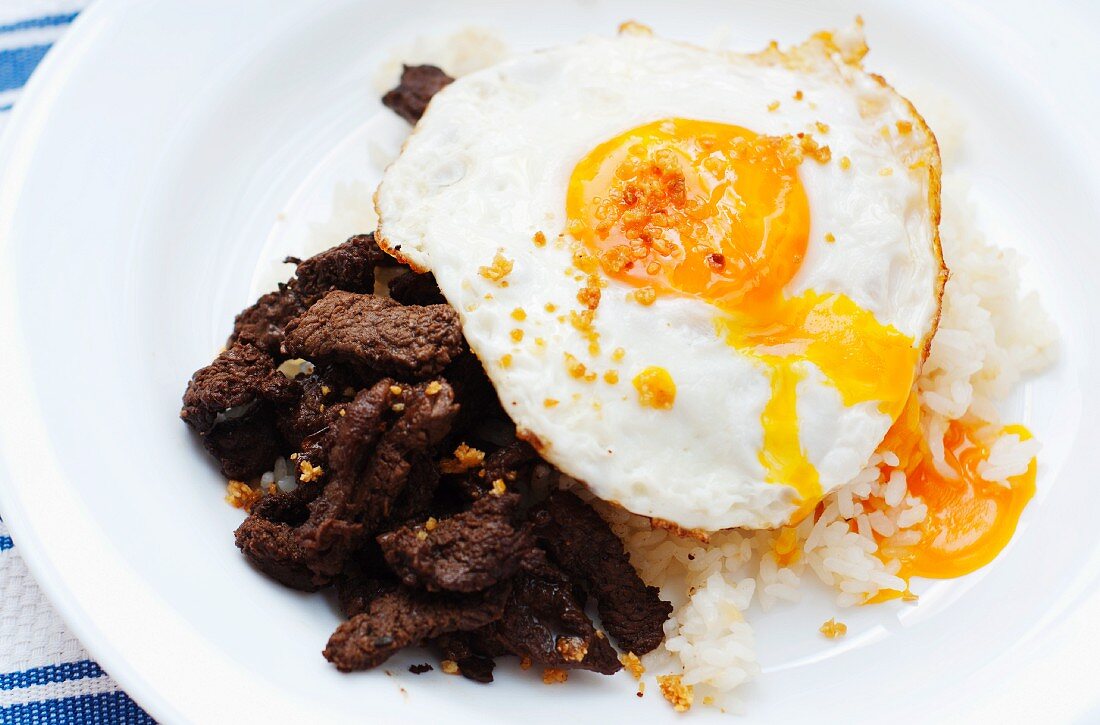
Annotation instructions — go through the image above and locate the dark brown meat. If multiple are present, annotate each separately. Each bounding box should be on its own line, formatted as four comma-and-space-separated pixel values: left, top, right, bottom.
275, 367, 358, 450
323, 583, 508, 672
335, 552, 395, 618
283, 292, 463, 380
198, 415, 284, 481
233, 481, 325, 591
442, 351, 509, 440
384, 454, 441, 526
435, 632, 497, 683
382, 64, 454, 124
455, 441, 539, 502
336, 574, 393, 619
180, 343, 296, 478
387, 270, 446, 306
377, 493, 534, 593
291, 234, 380, 302
228, 285, 307, 358
479, 554, 621, 675
321, 379, 458, 533
532, 490, 671, 655
480, 441, 539, 490
181, 343, 294, 435
235, 379, 459, 590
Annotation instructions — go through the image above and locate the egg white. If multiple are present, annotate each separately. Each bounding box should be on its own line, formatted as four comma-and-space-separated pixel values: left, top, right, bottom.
376, 30, 943, 530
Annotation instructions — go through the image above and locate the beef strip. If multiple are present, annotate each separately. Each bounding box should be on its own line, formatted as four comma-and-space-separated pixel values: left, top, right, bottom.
235, 378, 458, 590
323, 583, 509, 672
291, 234, 380, 302
320, 378, 458, 533
228, 233, 394, 359
381, 64, 454, 124
275, 366, 358, 450
383, 454, 441, 526
377, 493, 534, 593
181, 343, 294, 435
434, 632, 497, 683
478, 553, 622, 675
228, 285, 307, 358
454, 441, 538, 502
180, 343, 296, 478
233, 481, 325, 591
480, 441, 538, 489
283, 292, 463, 380
335, 547, 396, 618
441, 351, 509, 441
198, 415, 285, 481
532, 490, 672, 655
387, 270, 446, 306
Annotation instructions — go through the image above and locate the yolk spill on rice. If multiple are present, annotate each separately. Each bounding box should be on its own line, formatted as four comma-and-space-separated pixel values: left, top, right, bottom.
567, 118, 918, 507
875, 393, 1036, 582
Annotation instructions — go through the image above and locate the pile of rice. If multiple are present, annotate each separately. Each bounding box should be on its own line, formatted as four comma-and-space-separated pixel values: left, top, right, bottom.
581, 173, 1057, 710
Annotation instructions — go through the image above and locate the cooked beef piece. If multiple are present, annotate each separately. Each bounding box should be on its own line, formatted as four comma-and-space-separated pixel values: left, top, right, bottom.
408, 663, 433, 675
234, 481, 326, 591
435, 632, 497, 683
235, 379, 459, 590
337, 574, 394, 619
323, 583, 509, 672
382, 64, 454, 124
450, 440, 539, 503
180, 343, 296, 478
228, 233, 396, 357
479, 554, 621, 675
322, 379, 458, 533
228, 285, 307, 358
442, 351, 509, 440
532, 491, 671, 655
181, 343, 294, 435
291, 234, 379, 302
283, 292, 463, 380
480, 441, 538, 489
199, 415, 284, 480
446, 440, 534, 504
387, 271, 446, 307
249, 479, 324, 525
384, 454, 441, 526
336, 551, 396, 618
377, 493, 534, 593
275, 366, 359, 450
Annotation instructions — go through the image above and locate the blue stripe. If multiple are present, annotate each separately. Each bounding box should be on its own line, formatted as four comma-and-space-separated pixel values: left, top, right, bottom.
0, 13, 78, 35
0, 691, 154, 725
0, 45, 52, 94
0, 537, 12, 551
0, 660, 103, 691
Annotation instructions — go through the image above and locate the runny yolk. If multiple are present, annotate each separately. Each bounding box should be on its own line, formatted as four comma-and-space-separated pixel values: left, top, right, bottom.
875, 393, 1036, 582
566, 118, 917, 506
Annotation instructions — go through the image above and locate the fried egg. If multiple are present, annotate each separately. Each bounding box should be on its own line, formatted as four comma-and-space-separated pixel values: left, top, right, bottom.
376, 25, 945, 530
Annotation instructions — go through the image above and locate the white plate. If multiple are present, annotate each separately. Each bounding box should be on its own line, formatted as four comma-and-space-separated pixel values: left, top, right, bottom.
1, 0, 1099, 722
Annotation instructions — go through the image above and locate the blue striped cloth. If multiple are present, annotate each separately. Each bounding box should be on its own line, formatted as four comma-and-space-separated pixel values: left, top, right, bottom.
0, 3, 154, 722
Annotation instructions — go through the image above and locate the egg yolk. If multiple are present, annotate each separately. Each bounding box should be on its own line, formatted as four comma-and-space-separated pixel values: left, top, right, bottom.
875, 393, 1036, 582
566, 119, 917, 506
633, 366, 677, 409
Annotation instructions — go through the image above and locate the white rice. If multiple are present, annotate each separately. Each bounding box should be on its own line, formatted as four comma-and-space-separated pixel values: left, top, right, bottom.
586, 169, 1057, 709
371, 27, 509, 95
